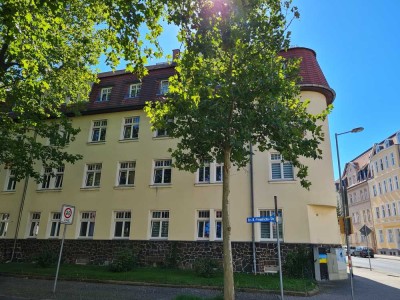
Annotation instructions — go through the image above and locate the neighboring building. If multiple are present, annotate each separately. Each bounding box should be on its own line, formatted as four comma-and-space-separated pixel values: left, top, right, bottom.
341, 132, 400, 256
0, 48, 340, 271
342, 150, 376, 250
368, 133, 400, 255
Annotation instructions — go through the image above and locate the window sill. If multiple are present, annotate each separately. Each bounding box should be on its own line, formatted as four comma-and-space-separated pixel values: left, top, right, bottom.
112, 237, 130, 240
149, 184, 172, 188
268, 179, 296, 184
36, 188, 62, 193
118, 138, 139, 143
114, 185, 135, 190
1, 190, 16, 194
259, 239, 284, 242
77, 237, 94, 240
152, 136, 171, 140
87, 141, 106, 145
80, 187, 100, 191
194, 183, 223, 187
149, 237, 168, 240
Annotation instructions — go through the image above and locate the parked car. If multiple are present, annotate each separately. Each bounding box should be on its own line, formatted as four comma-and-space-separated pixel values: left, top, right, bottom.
354, 246, 374, 258
342, 245, 356, 256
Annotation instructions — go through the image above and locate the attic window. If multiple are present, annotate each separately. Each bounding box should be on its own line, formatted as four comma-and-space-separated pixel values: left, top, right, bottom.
384, 139, 392, 148
99, 87, 112, 102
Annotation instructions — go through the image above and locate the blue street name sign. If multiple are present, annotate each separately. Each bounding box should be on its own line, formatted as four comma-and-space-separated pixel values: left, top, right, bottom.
247, 216, 276, 223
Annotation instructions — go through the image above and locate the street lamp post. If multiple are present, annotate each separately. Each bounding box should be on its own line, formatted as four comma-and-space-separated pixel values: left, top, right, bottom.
335, 127, 364, 300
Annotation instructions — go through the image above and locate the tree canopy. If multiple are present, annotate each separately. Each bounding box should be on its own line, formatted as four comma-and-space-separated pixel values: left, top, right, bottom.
146, 1, 330, 299
0, 0, 169, 181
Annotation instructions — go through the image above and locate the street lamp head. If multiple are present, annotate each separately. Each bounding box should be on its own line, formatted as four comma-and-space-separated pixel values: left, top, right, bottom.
351, 127, 364, 133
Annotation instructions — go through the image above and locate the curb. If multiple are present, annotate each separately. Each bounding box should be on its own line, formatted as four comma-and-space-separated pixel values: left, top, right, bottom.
0, 273, 319, 297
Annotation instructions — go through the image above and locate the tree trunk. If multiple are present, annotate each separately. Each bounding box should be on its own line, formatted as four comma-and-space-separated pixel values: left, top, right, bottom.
222, 147, 235, 300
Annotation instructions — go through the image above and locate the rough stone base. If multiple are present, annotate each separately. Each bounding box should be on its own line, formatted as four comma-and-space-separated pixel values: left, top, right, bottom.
0, 239, 338, 274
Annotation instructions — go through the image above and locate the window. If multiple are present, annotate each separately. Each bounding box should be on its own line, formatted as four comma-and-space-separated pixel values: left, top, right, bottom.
388, 229, 394, 243
0, 213, 9, 237
349, 194, 353, 204
150, 211, 169, 239
197, 210, 210, 239
28, 212, 41, 238
367, 209, 371, 222
374, 161, 378, 174
129, 83, 141, 98
215, 210, 223, 239
381, 205, 386, 218
84, 163, 102, 188
378, 183, 382, 195
49, 212, 61, 238
379, 230, 384, 243
389, 178, 393, 191
99, 87, 112, 102
395, 176, 399, 189
159, 80, 169, 95
360, 190, 363, 200
380, 159, 384, 171
40, 166, 64, 189
363, 210, 366, 222
197, 161, 223, 184
364, 188, 368, 199
375, 207, 380, 219
122, 117, 140, 140
90, 120, 107, 142
385, 156, 389, 168
117, 162, 135, 186
4, 169, 16, 191
373, 185, 377, 196
270, 153, 294, 180
393, 202, 397, 216
387, 204, 391, 217
153, 159, 172, 184
383, 180, 387, 193
260, 209, 283, 240
79, 212, 96, 238
391, 153, 395, 166
113, 211, 131, 238
49, 125, 70, 146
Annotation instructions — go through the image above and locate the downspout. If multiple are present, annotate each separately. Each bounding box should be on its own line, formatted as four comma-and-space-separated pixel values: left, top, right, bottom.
10, 131, 37, 262
250, 143, 257, 274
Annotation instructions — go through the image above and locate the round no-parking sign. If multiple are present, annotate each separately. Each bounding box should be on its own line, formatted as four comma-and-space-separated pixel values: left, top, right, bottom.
60, 205, 75, 225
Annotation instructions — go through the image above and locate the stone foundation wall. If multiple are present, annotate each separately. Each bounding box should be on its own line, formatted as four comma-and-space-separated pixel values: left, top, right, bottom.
0, 239, 338, 273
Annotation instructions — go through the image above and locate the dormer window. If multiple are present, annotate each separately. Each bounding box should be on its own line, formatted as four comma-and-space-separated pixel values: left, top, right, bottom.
159, 80, 169, 95
99, 87, 112, 102
384, 139, 392, 148
396, 132, 400, 144
129, 83, 141, 98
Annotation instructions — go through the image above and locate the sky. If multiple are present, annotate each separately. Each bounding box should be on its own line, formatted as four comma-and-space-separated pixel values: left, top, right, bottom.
99, 0, 400, 180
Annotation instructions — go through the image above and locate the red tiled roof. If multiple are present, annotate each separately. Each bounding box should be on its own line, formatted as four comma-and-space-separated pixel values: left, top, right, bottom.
280, 47, 335, 105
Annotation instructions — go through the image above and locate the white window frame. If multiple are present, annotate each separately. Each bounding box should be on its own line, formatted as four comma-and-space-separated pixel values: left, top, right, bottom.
39, 166, 64, 190
387, 204, 391, 217
372, 185, 377, 196
121, 116, 140, 140
215, 210, 223, 240
0, 213, 10, 238
375, 207, 380, 219
393, 202, 397, 216
4, 169, 16, 191
152, 159, 172, 185
259, 209, 283, 241
49, 212, 61, 238
83, 163, 102, 188
159, 80, 169, 95
99, 87, 112, 102
129, 83, 141, 98
389, 178, 393, 192
150, 211, 169, 239
113, 211, 131, 239
388, 229, 394, 243
90, 120, 107, 142
28, 212, 41, 238
395, 176, 399, 189
378, 182, 382, 194
79, 211, 96, 238
374, 161, 379, 174
270, 153, 294, 181
379, 229, 384, 243
197, 161, 223, 184
383, 180, 387, 193
381, 205, 386, 218
197, 210, 211, 240
117, 161, 136, 186
391, 152, 395, 166
385, 156, 389, 168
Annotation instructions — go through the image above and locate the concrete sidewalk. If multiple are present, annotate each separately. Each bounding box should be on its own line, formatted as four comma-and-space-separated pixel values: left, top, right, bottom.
375, 254, 400, 261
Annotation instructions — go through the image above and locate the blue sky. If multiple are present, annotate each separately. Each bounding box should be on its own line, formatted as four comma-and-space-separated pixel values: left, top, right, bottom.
99, 0, 399, 180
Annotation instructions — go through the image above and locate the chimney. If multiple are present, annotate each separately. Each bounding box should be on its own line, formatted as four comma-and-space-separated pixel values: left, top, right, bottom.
172, 49, 180, 61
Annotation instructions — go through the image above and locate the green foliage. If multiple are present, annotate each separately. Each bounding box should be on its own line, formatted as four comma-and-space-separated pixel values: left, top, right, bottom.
283, 246, 314, 279
109, 249, 135, 273
36, 249, 58, 268
193, 258, 222, 278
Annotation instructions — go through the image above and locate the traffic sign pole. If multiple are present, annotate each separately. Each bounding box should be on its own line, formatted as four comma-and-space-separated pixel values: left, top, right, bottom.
53, 224, 66, 293
275, 196, 284, 300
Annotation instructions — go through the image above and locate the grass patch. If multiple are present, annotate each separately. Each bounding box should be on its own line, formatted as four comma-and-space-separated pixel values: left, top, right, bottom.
0, 263, 316, 292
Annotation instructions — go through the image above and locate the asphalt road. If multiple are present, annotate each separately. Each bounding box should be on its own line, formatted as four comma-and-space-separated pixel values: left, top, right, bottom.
352, 256, 400, 276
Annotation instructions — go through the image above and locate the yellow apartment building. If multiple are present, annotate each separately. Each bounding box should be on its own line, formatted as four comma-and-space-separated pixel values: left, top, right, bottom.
0, 47, 341, 272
